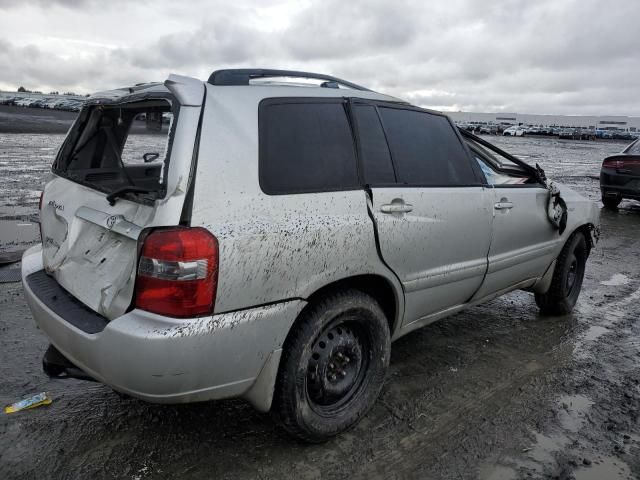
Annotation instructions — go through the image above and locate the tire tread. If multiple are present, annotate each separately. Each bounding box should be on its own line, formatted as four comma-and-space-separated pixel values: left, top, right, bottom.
273, 289, 389, 443
535, 232, 586, 315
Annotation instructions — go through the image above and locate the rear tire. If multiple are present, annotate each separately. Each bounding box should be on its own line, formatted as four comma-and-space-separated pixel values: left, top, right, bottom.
602, 194, 621, 210
535, 232, 588, 315
273, 289, 390, 443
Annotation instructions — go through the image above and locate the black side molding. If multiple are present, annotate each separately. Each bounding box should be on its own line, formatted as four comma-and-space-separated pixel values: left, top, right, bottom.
26, 270, 109, 334
207, 69, 371, 91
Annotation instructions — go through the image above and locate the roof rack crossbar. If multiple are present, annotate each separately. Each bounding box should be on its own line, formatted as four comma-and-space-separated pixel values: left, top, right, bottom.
207, 69, 371, 91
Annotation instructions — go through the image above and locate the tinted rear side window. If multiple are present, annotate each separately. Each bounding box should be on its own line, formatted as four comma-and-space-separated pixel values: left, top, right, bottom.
259, 101, 358, 194
379, 108, 477, 186
353, 105, 396, 184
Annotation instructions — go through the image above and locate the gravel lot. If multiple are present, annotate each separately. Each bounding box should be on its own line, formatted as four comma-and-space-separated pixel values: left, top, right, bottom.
0, 130, 638, 479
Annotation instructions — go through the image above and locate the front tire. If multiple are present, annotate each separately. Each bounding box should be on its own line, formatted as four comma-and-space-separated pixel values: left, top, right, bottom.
535, 232, 588, 315
273, 289, 391, 443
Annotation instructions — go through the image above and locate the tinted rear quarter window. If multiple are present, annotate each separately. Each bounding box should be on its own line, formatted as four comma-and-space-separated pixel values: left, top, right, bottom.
259, 101, 358, 194
379, 108, 477, 186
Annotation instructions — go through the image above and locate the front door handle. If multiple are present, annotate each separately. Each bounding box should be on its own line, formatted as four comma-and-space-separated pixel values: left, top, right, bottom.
380, 202, 413, 214
494, 201, 514, 210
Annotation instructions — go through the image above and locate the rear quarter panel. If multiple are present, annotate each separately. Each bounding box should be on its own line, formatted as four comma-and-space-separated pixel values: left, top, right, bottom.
190, 86, 402, 316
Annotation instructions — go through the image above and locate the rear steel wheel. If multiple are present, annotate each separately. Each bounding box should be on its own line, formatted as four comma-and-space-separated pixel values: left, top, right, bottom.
274, 289, 390, 442
306, 320, 368, 414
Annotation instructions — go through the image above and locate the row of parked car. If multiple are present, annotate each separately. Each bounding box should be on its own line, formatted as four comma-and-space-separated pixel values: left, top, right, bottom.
457, 122, 638, 140
0, 93, 85, 112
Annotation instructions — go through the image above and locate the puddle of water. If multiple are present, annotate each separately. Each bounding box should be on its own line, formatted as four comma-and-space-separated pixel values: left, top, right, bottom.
601, 274, 631, 286
516, 395, 594, 472
573, 455, 632, 480
0, 219, 40, 252
574, 325, 612, 359
583, 325, 611, 342
614, 286, 640, 308
477, 464, 517, 480
558, 394, 594, 433
575, 285, 640, 357
527, 431, 569, 465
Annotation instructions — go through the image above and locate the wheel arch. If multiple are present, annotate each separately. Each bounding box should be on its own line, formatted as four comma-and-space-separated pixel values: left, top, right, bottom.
531, 223, 596, 295
245, 273, 403, 413
574, 222, 599, 253
300, 274, 403, 339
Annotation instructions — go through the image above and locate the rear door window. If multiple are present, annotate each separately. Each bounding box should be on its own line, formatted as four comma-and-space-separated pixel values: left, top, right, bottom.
378, 107, 478, 186
259, 100, 359, 194
352, 104, 396, 185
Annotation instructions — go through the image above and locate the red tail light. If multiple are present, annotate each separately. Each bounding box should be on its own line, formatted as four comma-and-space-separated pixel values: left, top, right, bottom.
603, 158, 625, 169
135, 227, 219, 318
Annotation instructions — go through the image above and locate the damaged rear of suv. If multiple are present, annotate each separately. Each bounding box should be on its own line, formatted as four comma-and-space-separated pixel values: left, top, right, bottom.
22, 75, 226, 395
42, 92, 179, 320
23, 69, 599, 442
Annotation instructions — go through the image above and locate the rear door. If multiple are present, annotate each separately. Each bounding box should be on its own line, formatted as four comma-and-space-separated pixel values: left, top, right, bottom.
39, 81, 203, 320
353, 102, 494, 325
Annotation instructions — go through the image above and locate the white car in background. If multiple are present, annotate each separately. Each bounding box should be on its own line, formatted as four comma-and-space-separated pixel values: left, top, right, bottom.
503, 125, 527, 137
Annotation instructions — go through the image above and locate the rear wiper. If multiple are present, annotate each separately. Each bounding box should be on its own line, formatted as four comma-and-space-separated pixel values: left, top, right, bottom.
106, 186, 154, 206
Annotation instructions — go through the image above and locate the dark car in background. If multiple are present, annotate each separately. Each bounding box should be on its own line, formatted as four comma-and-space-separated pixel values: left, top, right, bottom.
600, 139, 640, 209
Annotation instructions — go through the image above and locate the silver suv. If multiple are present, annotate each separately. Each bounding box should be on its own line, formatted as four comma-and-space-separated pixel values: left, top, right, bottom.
22, 69, 599, 442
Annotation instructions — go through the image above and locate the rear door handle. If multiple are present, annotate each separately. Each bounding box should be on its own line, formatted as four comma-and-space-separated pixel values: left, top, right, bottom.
380, 203, 413, 214
494, 202, 513, 210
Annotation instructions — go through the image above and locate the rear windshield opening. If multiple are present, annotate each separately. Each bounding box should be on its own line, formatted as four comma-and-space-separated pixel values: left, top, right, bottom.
53, 99, 174, 203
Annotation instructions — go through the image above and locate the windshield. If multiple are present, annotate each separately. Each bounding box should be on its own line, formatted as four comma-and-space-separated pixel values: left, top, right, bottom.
52, 99, 174, 203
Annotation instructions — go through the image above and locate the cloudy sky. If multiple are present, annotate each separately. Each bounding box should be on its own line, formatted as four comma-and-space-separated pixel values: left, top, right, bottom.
1, 0, 639, 115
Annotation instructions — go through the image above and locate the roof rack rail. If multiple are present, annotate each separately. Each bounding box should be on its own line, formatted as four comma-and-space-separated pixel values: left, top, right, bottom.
207, 69, 371, 91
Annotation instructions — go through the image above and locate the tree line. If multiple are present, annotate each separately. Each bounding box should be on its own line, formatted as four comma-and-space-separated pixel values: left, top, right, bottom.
17, 86, 85, 96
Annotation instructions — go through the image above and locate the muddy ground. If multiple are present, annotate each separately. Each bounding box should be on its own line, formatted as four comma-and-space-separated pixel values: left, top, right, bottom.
0, 132, 639, 479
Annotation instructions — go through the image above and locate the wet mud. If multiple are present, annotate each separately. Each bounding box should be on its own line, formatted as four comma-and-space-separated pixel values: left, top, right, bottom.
0, 133, 639, 479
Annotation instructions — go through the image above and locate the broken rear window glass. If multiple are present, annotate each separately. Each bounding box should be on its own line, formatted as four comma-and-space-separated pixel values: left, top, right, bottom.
53, 100, 174, 202
474, 156, 528, 185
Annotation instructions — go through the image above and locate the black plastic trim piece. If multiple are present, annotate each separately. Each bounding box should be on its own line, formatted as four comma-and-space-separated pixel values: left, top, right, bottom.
348, 98, 399, 185
26, 270, 109, 334
208, 69, 371, 91
180, 87, 207, 226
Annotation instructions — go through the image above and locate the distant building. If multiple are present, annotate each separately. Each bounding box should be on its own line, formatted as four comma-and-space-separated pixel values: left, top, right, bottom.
446, 111, 640, 132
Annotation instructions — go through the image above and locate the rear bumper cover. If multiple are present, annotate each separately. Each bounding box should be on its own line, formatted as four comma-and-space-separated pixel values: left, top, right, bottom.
21, 245, 304, 409
600, 170, 640, 199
